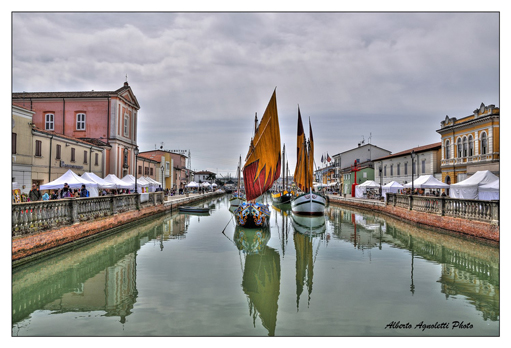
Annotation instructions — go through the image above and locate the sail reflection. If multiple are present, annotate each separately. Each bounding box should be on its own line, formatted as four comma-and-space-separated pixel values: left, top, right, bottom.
233, 226, 281, 336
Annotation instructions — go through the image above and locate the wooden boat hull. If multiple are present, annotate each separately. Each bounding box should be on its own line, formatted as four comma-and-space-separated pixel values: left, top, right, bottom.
178, 206, 210, 214
229, 196, 246, 207
271, 192, 292, 204
291, 192, 326, 215
234, 202, 270, 228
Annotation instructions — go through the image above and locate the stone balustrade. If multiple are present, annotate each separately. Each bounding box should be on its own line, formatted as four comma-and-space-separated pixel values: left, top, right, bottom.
12, 192, 164, 237
387, 193, 499, 224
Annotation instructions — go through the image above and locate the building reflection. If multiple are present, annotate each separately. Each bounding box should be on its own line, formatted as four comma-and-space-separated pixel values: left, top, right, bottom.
12, 211, 188, 326
327, 206, 500, 321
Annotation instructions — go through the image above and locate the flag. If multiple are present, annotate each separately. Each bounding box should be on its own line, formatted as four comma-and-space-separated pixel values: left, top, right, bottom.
327, 153, 331, 162
321, 154, 324, 163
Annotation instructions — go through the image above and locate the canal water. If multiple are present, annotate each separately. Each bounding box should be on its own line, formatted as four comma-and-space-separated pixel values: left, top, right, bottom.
12, 194, 499, 337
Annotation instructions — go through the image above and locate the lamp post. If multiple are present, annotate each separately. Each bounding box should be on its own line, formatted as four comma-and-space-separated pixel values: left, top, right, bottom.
379, 161, 383, 198
411, 150, 416, 194
134, 147, 139, 193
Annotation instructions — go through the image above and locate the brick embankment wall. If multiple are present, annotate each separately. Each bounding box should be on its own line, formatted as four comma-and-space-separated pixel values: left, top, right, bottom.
327, 196, 499, 242
12, 192, 222, 263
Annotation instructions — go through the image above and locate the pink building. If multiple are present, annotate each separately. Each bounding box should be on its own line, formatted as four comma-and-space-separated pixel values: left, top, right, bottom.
12, 82, 140, 178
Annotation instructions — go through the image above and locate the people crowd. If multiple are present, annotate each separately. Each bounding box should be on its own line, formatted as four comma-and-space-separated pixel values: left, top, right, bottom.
19, 182, 216, 202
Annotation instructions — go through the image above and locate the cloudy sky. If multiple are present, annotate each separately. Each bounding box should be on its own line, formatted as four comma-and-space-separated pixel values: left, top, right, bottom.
10, 10, 500, 177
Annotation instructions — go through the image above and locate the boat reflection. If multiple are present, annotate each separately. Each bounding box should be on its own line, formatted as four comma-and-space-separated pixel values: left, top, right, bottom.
291, 213, 326, 235
232, 226, 281, 336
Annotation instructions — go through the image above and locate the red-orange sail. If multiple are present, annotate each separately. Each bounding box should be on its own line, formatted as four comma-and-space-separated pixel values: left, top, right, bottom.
243, 90, 281, 201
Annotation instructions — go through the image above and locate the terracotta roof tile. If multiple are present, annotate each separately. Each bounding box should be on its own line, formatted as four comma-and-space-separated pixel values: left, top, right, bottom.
373, 142, 442, 161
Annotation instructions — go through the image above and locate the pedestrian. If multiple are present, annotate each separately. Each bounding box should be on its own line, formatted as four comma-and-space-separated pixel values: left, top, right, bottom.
42, 191, 50, 201
51, 190, 59, 200
29, 184, 42, 201
60, 183, 71, 198
80, 184, 89, 197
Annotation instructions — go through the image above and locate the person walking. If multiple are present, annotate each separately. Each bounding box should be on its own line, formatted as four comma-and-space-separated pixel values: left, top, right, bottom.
80, 184, 89, 197
29, 184, 42, 201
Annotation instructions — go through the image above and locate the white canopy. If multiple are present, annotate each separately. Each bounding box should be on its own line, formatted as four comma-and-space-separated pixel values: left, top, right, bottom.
359, 180, 380, 188
478, 179, 499, 201
40, 169, 99, 197
81, 172, 116, 189
450, 170, 499, 200
200, 182, 211, 187
186, 181, 199, 188
104, 174, 133, 190
143, 176, 161, 185
382, 181, 404, 199
404, 175, 449, 189
355, 180, 380, 198
122, 174, 149, 192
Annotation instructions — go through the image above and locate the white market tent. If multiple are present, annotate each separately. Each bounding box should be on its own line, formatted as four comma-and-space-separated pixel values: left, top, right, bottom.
81, 172, 116, 189
478, 179, 499, 201
355, 180, 380, 198
382, 181, 404, 199
142, 176, 161, 192
104, 174, 133, 190
40, 169, 99, 197
186, 181, 199, 188
403, 175, 449, 189
449, 170, 499, 200
200, 182, 211, 187
122, 174, 149, 192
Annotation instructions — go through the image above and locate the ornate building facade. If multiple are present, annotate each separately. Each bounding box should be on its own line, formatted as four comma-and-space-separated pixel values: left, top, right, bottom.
436, 103, 499, 185
12, 82, 140, 179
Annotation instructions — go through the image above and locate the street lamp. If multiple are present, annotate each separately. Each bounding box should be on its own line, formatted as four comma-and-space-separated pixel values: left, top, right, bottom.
379, 161, 383, 198
411, 150, 416, 194
134, 146, 139, 193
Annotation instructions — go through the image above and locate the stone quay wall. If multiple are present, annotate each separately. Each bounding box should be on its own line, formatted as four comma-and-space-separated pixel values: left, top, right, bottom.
12, 191, 222, 264
327, 194, 499, 242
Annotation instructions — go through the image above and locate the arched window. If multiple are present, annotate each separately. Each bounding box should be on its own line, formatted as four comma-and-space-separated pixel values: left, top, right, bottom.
481, 133, 487, 155
468, 135, 474, 157
445, 140, 450, 159
457, 138, 462, 158
462, 137, 468, 157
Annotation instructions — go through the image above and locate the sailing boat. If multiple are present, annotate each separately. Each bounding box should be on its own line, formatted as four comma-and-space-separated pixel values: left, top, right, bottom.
234, 90, 281, 228
271, 145, 292, 204
291, 107, 326, 215
229, 156, 246, 207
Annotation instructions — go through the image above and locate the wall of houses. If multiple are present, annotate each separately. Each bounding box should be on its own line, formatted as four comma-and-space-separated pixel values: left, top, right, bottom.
12, 106, 35, 193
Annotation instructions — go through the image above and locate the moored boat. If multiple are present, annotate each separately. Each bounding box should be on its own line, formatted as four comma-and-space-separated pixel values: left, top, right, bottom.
178, 206, 210, 214
234, 89, 281, 228
291, 107, 326, 215
272, 144, 292, 204
229, 156, 246, 207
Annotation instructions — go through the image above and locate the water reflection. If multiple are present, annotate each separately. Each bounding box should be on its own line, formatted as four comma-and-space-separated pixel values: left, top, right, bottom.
232, 226, 280, 336
12, 196, 499, 336
12, 212, 187, 328
326, 206, 500, 321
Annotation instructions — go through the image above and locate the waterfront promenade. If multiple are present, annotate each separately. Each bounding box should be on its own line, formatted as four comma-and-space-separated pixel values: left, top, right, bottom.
12, 191, 222, 266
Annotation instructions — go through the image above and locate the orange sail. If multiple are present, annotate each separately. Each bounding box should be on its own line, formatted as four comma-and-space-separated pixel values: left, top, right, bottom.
243, 90, 281, 201
293, 108, 314, 192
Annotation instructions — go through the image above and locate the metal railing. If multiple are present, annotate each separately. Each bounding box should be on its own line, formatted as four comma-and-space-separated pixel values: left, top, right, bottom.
12, 192, 164, 237
386, 193, 499, 224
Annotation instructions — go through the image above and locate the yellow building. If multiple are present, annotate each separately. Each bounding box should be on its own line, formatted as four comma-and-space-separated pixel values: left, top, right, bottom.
12, 105, 35, 193
436, 102, 499, 185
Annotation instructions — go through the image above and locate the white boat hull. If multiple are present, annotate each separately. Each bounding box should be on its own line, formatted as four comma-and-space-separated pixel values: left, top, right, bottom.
291, 192, 326, 215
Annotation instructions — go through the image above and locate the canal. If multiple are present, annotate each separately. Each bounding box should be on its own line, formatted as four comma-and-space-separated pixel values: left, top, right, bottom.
12, 194, 499, 336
